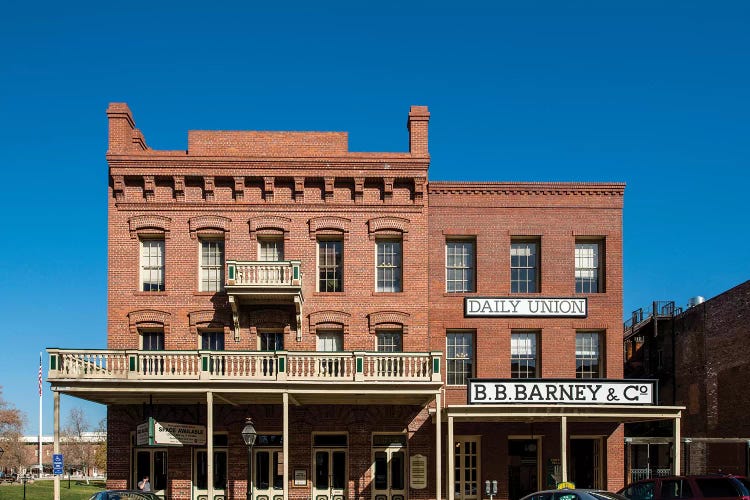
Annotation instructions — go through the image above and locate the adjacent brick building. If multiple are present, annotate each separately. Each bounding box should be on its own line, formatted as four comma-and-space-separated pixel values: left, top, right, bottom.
47, 104, 681, 500
624, 280, 750, 480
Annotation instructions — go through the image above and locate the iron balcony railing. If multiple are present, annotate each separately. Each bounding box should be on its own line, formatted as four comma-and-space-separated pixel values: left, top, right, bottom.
624, 301, 682, 334
47, 349, 442, 383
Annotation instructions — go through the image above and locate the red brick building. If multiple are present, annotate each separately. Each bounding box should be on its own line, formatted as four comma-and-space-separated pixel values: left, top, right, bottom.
47, 104, 681, 500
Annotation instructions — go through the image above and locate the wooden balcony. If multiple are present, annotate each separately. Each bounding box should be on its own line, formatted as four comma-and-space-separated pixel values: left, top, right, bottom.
47, 349, 443, 383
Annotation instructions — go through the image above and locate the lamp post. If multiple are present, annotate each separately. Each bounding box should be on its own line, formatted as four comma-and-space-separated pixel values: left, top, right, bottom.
241, 418, 257, 500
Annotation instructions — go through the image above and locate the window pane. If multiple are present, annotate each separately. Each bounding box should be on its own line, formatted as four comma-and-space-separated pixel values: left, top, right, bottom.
376, 331, 403, 353
141, 239, 165, 291
446, 241, 475, 293
318, 240, 343, 292
511, 332, 538, 378
376, 240, 402, 292
200, 240, 224, 292
256, 451, 270, 489
447, 332, 473, 385
576, 332, 601, 378
259, 239, 284, 261
374, 452, 387, 490
576, 242, 601, 293
511, 241, 538, 293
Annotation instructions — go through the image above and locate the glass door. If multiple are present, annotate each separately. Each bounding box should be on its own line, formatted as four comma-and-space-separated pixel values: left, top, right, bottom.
135, 449, 168, 498
372, 435, 406, 500
313, 449, 347, 500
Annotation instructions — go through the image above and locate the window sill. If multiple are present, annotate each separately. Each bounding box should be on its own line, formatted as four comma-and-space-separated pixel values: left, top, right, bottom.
372, 291, 404, 295
134, 291, 168, 296
193, 291, 227, 297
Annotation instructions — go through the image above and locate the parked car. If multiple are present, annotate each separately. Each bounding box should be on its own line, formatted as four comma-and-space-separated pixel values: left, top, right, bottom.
522, 488, 630, 500
89, 491, 161, 500
618, 475, 750, 500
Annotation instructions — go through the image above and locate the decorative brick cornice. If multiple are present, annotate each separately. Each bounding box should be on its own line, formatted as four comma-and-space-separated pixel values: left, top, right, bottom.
368, 310, 410, 334
188, 309, 232, 336
248, 216, 292, 240
234, 176, 245, 201
247, 308, 295, 334
204, 176, 215, 201
428, 182, 626, 197
188, 215, 231, 239
383, 177, 394, 201
308, 216, 351, 240
294, 177, 305, 202
128, 309, 171, 335
367, 216, 410, 240
264, 176, 275, 202
354, 177, 364, 204
128, 215, 172, 239
143, 175, 155, 202
173, 175, 185, 202
309, 310, 351, 335
324, 177, 335, 202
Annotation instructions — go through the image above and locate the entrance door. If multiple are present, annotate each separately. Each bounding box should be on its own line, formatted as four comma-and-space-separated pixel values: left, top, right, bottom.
508, 439, 539, 500
570, 438, 602, 489
313, 449, 347, 500
372, 435, 407, 500
135, 449, 168, 498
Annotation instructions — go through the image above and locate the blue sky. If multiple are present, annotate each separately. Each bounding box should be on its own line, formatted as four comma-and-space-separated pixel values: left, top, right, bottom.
1, 1, 748, 434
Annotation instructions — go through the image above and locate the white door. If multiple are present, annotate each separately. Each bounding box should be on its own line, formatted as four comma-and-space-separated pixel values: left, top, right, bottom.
313, 449, 347, 500
372, 444, 406, 500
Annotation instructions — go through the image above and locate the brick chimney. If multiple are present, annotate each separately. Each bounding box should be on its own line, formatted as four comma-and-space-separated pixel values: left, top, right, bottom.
107, 103, 147, 153
407, 105, 430, 156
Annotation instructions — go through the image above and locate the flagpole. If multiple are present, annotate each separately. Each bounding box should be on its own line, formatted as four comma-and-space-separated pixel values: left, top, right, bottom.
39, 351, 43, 476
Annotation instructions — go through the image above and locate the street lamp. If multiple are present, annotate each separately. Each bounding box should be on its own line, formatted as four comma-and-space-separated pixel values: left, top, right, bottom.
241, 418, 257, 500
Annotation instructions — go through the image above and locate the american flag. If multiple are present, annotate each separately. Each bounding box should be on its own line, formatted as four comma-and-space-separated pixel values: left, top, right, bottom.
38, 354, 43, 397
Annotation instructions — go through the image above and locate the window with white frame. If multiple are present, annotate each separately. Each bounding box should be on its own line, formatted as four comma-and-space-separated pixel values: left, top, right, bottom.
199, 239, 224, 292
260, 331, 284, 351
140, 239, 165, 292
454, 436, 480, 500
446, 240, 475, 293
317, 330, 343, 352
140, 329, 164, 375
447, 331, 474, 385
318, 239, 343, 292
376, 330, 403, 353
254, 435, 283, 491
376, 239, 402, 292
141, 330, 164, 351
511, 331, 539, 378
259, 238, 284, 261
201, 330, 225, 351
576, 332, 602, 378
575, 241, 603, 293
510, 240, 539, 293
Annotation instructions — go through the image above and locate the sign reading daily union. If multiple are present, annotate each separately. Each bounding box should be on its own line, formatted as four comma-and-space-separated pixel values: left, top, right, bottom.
468, 380, 655, 405
464, 297, 587, 317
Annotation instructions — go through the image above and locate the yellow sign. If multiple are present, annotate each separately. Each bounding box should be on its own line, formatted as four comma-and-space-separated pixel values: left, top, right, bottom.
557, 482, 575, 489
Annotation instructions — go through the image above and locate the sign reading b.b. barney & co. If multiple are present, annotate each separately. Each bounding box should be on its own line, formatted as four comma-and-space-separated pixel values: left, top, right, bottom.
468, 379, 655, 405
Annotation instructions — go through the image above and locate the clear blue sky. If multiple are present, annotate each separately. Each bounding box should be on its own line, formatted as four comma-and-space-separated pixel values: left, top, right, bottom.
1, 1, 748, 434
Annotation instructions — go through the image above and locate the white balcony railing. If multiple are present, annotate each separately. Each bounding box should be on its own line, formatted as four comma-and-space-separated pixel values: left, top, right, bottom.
226, 260, 301, 288
47, 349, 442, 383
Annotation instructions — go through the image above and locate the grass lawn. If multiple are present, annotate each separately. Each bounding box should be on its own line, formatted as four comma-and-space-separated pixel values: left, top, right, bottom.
0, 479, 105, 499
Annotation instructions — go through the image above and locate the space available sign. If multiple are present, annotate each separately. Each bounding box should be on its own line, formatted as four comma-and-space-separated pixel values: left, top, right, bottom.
468, 379, 655, 405
464, 297, 587, 317
136, 417, 206, 446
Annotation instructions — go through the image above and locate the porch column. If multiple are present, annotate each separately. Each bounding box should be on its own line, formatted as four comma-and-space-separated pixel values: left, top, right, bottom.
674, 416, 681, 475
283, 392, 289, 500
560, 416, 568, 483
207, 391, 214, 500
435, 392, 442, 500
447, 415, 454, 500
54, 391, 60, 500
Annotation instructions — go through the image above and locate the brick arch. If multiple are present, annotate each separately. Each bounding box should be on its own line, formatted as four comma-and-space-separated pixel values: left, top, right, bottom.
308, 310, 351, 334
368, 310, 410, 334
247, 308, 295, 335
188, 309, 232, 336
188, 215, 231, 239
128, 215, 172, 239
128, 309, 171, 335
248, 216, 292, 240
367, 216, 410, 240
308, 216, 351, 240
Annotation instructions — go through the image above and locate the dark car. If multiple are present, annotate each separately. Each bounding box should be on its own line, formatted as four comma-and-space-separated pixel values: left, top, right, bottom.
618, 475, 750, 500
89, 491, 161, 500
522, 488, 630, 500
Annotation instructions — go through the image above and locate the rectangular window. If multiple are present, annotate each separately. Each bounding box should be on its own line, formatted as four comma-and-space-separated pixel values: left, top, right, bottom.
446, 240, 475, 293
141, 330, 164, 351
454, 437, 480, 500
254, 442, 283, 491
576, 332, 602, 378
318, 240, 343, 292
575, 241, 603, 293
317, 330, 343, 352
140, 239, 165, 292
511, 331, 539, 378
511, 240, 539, 293
259, 239, 284, 261
260, 332, 284, 351
376, 240, 402, 292
201, 331, 225, 351
200, 239, 224, 292
447, 331, 474, 385
376, 330, 403, 353
317, 330, 344, 377
195, 450, 228, 490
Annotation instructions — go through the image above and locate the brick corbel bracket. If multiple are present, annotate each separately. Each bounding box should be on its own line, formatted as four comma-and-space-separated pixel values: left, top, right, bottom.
128, 309, 171, 336
188, 309, 232, 339
128, 215, 172, 239
188, 215, 231, 240
308, 310, 351, 335
112, 175, 125, 202
308, 216, 351, 240
367, 216, 410, 241
248, 216, 292, 242
368, 310, 410, 334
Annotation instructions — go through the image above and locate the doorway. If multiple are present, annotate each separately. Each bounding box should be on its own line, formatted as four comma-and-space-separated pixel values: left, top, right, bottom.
313, 434, 347, 500
508, 439, 539, 500
372, 434, 407, 500
134, 449, 168, 497
570, 438, 602, 489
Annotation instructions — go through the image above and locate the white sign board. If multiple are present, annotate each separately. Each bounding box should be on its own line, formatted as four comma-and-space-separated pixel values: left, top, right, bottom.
410, 454, 427, 490
136, 418, 206, 446
464, 297, 587, 317
468, 380, 655, 405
